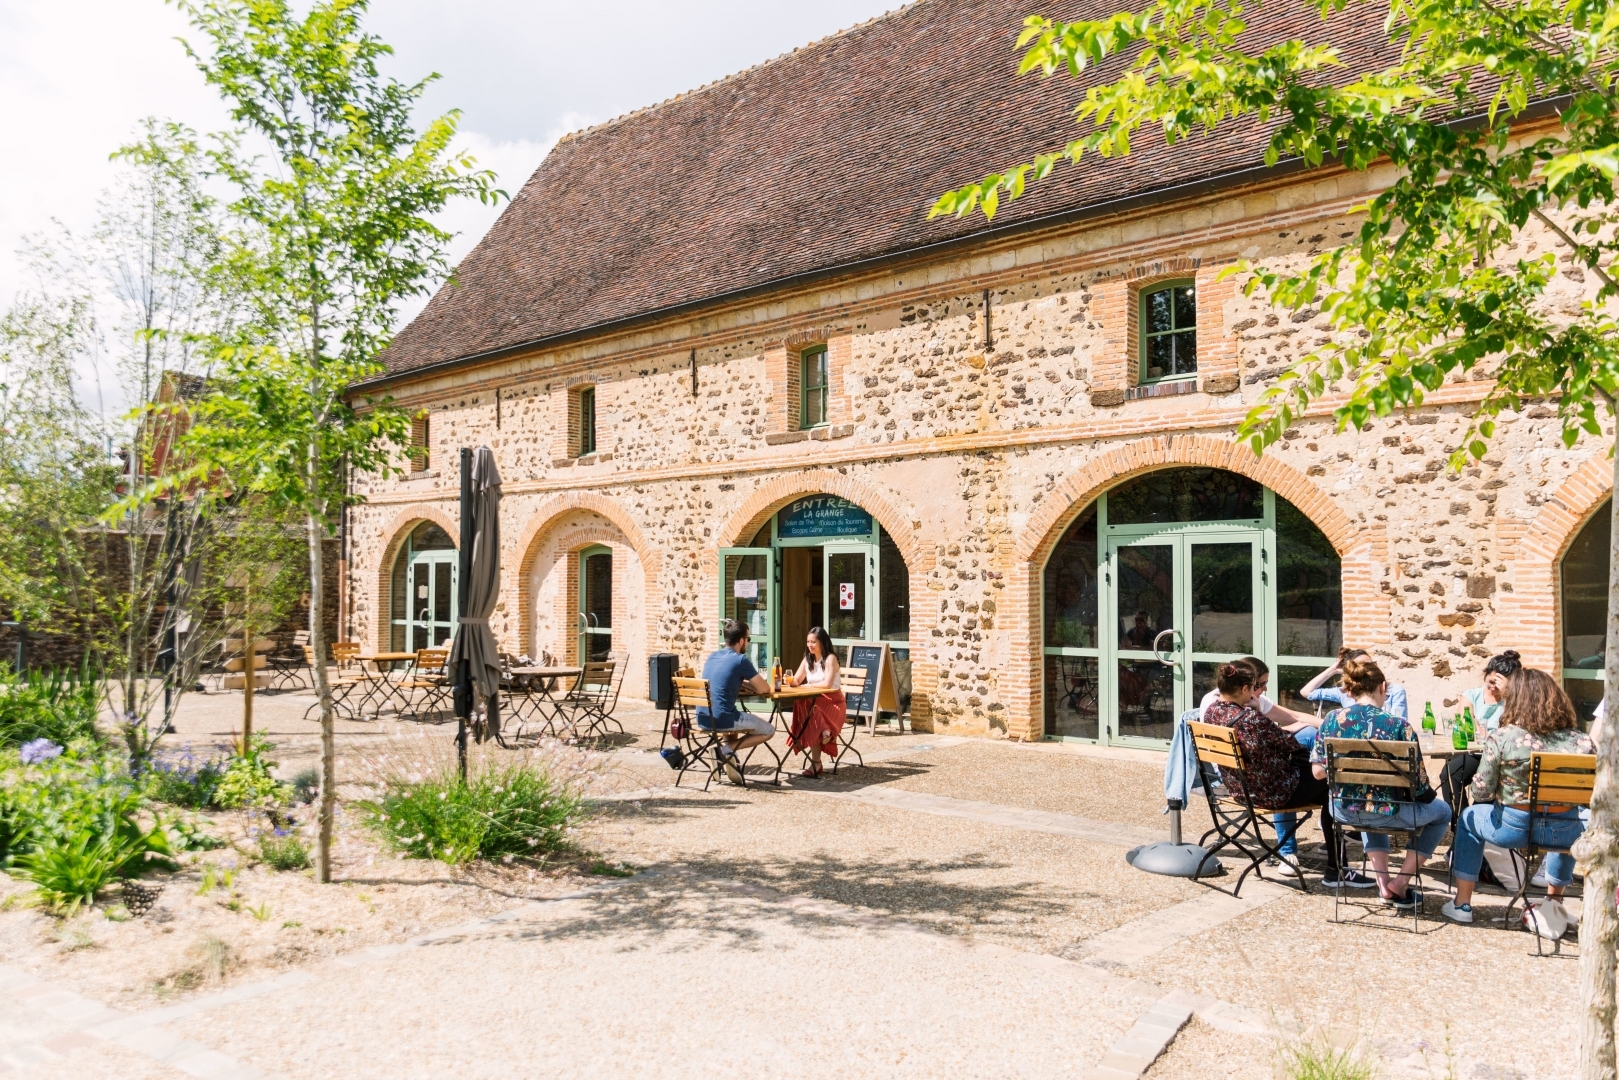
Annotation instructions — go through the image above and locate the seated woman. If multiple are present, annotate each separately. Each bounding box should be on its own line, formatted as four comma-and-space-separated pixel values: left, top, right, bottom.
1300, 646, 1410, 721
1309, 657, 1450, 908
1441, 650, 1523, 829
1444, 668, 1596, 924
783, 627, 845, 779
1203, 662, 1345, 886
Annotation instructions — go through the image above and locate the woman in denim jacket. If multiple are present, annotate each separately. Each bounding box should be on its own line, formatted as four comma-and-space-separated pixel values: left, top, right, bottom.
1443, 668, 1596, 924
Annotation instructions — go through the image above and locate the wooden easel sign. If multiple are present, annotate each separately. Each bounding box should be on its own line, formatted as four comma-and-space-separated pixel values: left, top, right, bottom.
844, 641, 901, 732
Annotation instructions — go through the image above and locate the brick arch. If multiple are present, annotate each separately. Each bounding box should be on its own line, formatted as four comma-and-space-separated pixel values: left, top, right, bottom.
1499, 453, 1613, 673
505, 493, 662, 660
717, 469, 925, 569
373, 504, 459, 651
713, 470, 937, 729
1016, 433, 1363, 564
999, 434, 1383, 742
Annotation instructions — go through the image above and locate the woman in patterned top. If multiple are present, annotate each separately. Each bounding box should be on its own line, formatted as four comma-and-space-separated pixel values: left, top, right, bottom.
1203, 662, 1343, 883
1443, 668, 1596, 924
1308, 657, 1450, 909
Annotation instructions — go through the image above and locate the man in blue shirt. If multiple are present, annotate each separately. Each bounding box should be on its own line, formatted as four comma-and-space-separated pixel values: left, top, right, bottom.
699, 620, 776, 784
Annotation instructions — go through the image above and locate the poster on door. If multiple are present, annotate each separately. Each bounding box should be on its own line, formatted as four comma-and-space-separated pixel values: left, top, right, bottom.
732, 579, 758, 599
839, 583, 855, 610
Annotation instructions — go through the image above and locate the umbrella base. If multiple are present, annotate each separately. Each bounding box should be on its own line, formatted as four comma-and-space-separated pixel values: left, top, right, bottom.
1126, 842, 1221, 878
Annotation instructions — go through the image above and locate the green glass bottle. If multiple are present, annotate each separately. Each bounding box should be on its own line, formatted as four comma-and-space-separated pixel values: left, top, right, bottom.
1422, 702, 1436, 733
1462, 704, 1476, 744
1452, 717, 1468, 749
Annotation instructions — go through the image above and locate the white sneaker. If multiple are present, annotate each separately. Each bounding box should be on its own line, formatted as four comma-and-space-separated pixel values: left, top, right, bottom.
1441, 900, 1474, 924
1274, 855, 1303, 877
1530, 868, 1552, 888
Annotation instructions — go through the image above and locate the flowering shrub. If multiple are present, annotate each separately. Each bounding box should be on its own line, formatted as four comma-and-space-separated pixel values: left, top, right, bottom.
0, 667, 100, 749
355, 743, 591, 867
144, 744, 229, 808
211, 737, 291, 809
19, 739, 63, 765
256, 824, 311, 870
1, 749, 176, 913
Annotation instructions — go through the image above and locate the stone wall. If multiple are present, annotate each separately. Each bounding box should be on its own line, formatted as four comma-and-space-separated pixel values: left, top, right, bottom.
347, 169, 1612, 738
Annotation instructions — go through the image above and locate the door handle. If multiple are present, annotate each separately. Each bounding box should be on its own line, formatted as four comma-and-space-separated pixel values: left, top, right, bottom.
1151, 628, 1182, 667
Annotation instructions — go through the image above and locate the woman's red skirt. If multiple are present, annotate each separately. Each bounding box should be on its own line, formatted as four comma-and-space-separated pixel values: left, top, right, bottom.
789, 690, 846, 759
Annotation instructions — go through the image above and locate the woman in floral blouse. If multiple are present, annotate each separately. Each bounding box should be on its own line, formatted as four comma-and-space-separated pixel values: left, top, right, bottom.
1203, 662, 1343, 883
1443, 668, 1596, 924
1308, 657, 1450, 909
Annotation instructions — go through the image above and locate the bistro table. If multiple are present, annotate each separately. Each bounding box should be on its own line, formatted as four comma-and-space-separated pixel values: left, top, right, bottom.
356, 652, 422, 717
505, 665, 585, 743
742, 683, 833, 781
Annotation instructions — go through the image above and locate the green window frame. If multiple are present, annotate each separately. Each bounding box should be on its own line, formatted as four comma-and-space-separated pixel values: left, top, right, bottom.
800, 346, 828, 429
1140, 280, 1197, 383
578, 386, 596, 457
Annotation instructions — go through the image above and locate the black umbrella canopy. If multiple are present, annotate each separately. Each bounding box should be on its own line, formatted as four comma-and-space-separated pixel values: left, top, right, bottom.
450, 447, 502, 741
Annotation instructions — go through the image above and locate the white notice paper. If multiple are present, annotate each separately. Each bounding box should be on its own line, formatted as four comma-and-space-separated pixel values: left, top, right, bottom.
839, 583, 855, 610
733, 579, 758, 599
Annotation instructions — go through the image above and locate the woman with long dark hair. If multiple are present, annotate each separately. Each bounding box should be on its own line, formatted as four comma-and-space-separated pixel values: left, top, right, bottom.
784, 627, 845, 778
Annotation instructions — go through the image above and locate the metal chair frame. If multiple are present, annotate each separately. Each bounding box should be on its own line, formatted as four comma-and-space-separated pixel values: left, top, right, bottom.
671, 676, 781, 790
1187, 720, 1318, 898
1322, 736, 1430, 933
1505, 752, 1596, 956
399, 647, 454, 724
829, 667, 867, 774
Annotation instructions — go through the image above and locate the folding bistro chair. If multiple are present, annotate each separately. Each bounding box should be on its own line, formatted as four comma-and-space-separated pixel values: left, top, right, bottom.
1506, 752, 1596, 955
830, 666, 867, 774
399, 647, 453, 724
301, 644, 369, 721
1322, 737, 1430, 932
671, 675, 781, 790
660, 666, 695, 749
557, 660, 622, 740
1187, 720, 1319, 897
268, 630, 311, 691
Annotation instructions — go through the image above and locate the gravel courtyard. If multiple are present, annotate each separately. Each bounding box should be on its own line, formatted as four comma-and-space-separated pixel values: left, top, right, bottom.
0, 688, 1584, 1079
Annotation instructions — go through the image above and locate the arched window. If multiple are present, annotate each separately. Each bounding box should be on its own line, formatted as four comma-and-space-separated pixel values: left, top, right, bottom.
389, 521, 456, 652
1562, 501, 1608, 726
1042, 467, 1341, 743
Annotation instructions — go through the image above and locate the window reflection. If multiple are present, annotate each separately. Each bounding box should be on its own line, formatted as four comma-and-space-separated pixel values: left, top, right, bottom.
1108, 467, 1261, 525
1044, 506, 1098, 648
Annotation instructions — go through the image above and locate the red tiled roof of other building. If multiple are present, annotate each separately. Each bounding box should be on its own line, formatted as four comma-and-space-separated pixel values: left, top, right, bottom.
378, 0, 1394, 380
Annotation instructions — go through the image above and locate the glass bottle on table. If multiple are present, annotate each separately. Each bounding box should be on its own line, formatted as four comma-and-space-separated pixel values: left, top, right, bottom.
1422, 702, 1436, 734
771, 656, 782, 692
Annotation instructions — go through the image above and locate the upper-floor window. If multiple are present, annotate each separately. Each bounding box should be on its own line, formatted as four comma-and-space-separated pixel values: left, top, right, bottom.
578, 386, 596, 457
801, 346, 828, 429
1141, 281, 1196, 382
409, 412, 430, 472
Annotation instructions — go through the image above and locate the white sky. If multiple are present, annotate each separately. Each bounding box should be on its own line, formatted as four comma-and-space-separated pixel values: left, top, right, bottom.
0, 0, 906, 320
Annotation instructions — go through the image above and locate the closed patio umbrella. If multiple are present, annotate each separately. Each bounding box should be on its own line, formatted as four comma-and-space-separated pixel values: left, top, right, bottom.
449, 446, 502, 772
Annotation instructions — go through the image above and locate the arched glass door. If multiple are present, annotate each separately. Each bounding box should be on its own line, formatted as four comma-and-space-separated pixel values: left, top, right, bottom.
390, 522, 458, 652
1044, 467, 1341, 747
578, 545, 613, 663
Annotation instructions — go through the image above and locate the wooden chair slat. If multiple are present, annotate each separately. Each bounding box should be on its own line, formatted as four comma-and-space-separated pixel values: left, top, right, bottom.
1333, 771, 1416, 789
1535, 753, 1598, 772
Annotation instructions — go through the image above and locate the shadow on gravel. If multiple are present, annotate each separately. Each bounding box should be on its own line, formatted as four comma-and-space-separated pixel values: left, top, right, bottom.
491, 851, 1084, 955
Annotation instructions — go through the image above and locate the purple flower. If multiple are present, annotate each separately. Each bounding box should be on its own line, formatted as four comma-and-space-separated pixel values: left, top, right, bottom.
19, 739, 63, 765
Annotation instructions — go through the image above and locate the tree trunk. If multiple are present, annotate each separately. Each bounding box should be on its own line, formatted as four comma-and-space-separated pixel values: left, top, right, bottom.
1576, 432, 1619, 1080
240, 597, 254, 755
305, 498, 336, 884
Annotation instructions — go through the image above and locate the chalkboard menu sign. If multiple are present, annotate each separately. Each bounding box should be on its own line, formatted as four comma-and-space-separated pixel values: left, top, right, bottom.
844, 641, 900, 723
778, 495, 874, 539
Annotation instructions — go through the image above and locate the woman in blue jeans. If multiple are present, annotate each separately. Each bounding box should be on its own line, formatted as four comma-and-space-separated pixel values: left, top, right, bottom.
1307, 656, 1450, 908
1444, 668, 1596, 923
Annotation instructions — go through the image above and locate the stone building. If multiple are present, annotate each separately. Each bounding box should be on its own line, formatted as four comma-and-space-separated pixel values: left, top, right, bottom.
344, 0, 1612, 744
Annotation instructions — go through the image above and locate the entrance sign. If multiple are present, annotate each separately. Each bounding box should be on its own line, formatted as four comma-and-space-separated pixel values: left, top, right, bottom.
838, 583, 855, 610
844, 641, 901, 728
778, 496, 873, 539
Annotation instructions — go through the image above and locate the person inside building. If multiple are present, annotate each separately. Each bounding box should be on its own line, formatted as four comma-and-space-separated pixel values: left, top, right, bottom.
1309, 656, 1450, 908
1440, 649, 1524, 830
1444, 668, 1596, 924
1203, 662, 1354, 887
783, 626, 845, 779
1299, 647, 1410, 720
698, 619, 777, 785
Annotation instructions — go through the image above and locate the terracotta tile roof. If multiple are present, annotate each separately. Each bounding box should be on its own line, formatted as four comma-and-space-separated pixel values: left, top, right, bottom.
379, 0, 1393, 379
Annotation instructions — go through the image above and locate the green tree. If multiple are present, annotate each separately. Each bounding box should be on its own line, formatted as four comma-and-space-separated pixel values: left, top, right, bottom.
158, 0, 500, 882
933, 2, 1619, 1072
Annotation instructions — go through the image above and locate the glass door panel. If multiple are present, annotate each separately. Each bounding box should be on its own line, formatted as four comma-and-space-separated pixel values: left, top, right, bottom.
406, 555, 457, 651
1113, 539, 1180, 742
432, 561, 454, 647
720, 547, 774, 672
825, 547, 869, 644
579, 546, 613, 662
408, 560, 431, 652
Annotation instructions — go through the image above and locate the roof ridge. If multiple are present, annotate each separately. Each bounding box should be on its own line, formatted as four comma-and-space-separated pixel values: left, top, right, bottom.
554, 2, 919, 146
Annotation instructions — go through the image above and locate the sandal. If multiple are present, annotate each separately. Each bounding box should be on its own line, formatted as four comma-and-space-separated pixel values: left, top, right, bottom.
799, 764, 824, 779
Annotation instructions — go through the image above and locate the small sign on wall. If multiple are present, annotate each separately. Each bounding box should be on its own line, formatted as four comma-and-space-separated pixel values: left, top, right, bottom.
733, 579, 758, 599
839, 583, 856, 610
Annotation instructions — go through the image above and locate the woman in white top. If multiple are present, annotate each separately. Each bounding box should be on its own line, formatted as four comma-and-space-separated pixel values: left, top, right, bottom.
783, 627, 846, 779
